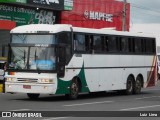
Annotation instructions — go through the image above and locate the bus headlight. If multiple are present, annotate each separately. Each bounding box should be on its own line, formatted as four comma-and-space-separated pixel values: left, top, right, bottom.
6, 77, 16, 82
40, 79, 54, 84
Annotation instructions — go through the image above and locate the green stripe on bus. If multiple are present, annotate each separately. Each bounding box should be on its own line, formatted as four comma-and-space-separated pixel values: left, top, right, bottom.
56, 63, 90, 94
78, 63, 90, 93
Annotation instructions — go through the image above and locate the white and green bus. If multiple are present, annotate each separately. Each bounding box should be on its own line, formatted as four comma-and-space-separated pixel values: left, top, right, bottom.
5, 24, 157, 99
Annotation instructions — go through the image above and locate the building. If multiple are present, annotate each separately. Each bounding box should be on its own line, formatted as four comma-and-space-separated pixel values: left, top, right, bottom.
0, 0, 130, 56
60, 0, 130, 31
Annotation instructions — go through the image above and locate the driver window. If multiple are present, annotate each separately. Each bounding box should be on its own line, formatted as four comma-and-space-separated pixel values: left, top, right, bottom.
58, 32, 70, 44
74, 34, 85, 51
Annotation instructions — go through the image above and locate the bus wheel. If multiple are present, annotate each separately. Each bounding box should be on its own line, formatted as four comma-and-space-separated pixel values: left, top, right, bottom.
66, 79, 79, 100
133, 76, 142, 94
27, 93, 40, 99
126, 76, 134, 95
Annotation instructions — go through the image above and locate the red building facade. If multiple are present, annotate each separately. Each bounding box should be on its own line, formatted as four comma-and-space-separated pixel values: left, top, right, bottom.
60, 0, 130, 31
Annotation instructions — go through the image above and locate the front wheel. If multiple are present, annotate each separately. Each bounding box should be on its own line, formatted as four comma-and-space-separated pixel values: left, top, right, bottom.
27, 93, 40, 99
66, 79, 79, 100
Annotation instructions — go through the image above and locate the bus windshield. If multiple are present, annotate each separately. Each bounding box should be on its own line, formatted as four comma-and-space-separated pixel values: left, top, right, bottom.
8, 34, 57, 71
9, 46, 56, 71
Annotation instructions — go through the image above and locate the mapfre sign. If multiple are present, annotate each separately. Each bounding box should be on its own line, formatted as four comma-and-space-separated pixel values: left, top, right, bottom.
60, 0, 130, 31
27, 0, 64, 10
84, 10, 113, 22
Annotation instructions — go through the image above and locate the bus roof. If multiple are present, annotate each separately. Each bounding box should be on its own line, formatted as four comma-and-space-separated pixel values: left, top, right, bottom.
72, 27, 155, 38
11, 24, 155, 38
10, 24, 72, 34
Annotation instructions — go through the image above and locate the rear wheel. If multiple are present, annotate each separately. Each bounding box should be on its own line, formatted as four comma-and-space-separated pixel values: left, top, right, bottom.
133, 76, 142, 94
126, 76, 134, 95
27, 93, 40, 99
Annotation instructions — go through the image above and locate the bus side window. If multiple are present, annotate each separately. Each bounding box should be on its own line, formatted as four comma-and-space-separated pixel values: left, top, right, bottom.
104, 36, 109, 51
128, 38, 134, 53
85, 35, 91, 51
135, 38, 142, 53
146, 38, 155, 53
108, 36, 118, 52
74, 34, 86, 51
93, 35, 102, 52
121, 37, 129, 52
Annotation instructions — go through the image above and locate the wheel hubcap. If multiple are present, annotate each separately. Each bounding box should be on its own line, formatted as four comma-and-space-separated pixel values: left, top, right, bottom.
71, 83, 78, 96
136, 80, 141, 91
128, 80, 132, 92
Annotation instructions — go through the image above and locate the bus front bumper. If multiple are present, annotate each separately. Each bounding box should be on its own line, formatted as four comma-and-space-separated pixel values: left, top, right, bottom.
5, 82, 57, 94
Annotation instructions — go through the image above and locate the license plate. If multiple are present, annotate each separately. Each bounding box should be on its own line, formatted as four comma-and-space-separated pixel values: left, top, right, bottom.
23, 85, 31, 89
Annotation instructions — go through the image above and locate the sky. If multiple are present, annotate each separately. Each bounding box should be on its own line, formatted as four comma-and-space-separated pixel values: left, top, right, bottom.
129, 0, 160, 24
126, 0, 160, 46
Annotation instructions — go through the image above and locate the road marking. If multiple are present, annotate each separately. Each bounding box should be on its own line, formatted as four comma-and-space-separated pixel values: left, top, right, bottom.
42, 117, 70, 120
120, 105, 160, 111
142, 89, 160, 91
63, 101, 114, 107
10, 109, 30, 111
135, 96, 160, 100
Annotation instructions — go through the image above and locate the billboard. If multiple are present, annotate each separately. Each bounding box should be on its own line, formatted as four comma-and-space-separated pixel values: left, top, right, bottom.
0, 0, 73, 11
64, 0, 73, 10
0, 4, 58, 26
60, 0, 130, 31
27, 0, 64, 10
0, 0, 26, 3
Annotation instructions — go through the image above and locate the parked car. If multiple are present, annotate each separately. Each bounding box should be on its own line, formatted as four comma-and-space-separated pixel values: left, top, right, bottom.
0, 57, 7, 93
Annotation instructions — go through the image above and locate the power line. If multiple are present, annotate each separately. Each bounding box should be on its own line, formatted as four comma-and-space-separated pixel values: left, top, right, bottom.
131, 5, 160, 17
131, 3, 160, 15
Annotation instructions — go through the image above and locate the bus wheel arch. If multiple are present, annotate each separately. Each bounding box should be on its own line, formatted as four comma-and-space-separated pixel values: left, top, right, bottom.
126, 75, 135, 95
133, 74, 143, 94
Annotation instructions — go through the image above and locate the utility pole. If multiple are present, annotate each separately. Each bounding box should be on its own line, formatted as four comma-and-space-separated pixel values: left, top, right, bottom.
122, 0, 127, 31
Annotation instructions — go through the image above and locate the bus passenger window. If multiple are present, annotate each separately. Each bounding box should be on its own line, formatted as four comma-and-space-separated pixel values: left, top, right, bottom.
128, 38, 134, 52
85, 35, 91, 51
93, 36, 102, 52
74, 34, 85, 51
121, 37, 129, 52
108, 36, 118, 52
135, 38, 142, 53
146, 39, 155, 53
103, 36, 109, 51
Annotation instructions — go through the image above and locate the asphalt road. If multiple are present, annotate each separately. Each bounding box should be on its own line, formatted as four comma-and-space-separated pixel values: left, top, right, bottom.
0, 81, 160, 120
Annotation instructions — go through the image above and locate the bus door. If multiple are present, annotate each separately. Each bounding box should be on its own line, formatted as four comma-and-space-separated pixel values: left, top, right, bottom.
57, 46, 66, 77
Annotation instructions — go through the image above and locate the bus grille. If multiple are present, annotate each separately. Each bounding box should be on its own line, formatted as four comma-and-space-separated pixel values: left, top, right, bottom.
17, 78, 38, 83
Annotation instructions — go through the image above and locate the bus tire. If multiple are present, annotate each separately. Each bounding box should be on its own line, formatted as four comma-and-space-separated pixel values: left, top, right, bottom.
133, 76, 142, 94
126, 76, 134, 95
27, 93, 40, 99
66, 79, 79, 100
